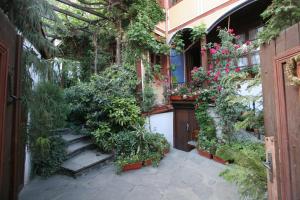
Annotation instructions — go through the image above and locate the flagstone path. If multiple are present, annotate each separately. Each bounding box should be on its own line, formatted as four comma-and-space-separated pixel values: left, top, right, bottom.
19, 149, 240, 200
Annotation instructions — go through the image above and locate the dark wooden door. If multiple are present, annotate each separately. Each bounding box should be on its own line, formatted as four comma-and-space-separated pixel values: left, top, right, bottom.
0, 11, 24, 200
173, 101, 198, 151
274, 47, 300, 200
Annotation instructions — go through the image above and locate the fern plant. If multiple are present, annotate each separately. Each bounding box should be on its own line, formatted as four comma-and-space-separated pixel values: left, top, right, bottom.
220, 141, 267, 200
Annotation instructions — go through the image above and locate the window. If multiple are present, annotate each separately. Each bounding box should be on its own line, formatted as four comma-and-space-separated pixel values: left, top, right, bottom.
238, 57, 249, 67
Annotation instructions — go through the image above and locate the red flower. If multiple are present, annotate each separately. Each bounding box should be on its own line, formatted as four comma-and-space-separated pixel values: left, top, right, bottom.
207, 70, 211, 76
210, 48, 217, 55
226, 63, 230, 67
235, 67, 241, 72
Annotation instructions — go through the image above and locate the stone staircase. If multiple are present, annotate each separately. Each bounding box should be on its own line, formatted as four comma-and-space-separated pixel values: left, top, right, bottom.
59, 129, 113, 177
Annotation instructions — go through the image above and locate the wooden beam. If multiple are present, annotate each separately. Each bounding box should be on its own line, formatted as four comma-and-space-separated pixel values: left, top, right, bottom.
52, 5, 96, 23
77, 0, 108, 6
55, 0, 109, 20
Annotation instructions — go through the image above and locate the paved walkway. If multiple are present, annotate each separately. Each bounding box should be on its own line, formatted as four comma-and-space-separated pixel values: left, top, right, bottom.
19, 149, 240, 200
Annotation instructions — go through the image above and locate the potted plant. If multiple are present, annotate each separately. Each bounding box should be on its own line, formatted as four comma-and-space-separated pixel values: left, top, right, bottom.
142, 152, 161, 167
197, 135, 213, 159
213, 143, 231, 165
116, 154, 143, 173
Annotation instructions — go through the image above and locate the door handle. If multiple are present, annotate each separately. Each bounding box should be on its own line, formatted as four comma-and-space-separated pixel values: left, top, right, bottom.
186, 123, 190, 132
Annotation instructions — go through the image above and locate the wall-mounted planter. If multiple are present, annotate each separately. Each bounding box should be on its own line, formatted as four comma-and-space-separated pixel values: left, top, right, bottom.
170, 95, 197, 101
212, 155, 228, 165
197, 149, 212, 159
122, 162, 143, 171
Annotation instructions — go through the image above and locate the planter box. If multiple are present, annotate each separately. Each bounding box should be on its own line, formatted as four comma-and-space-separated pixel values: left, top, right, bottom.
122, 162, 143, 171
170, 95, 197, 101
197, 149, 212, 159
213, 155, 228, 165
143, 159, 152, 166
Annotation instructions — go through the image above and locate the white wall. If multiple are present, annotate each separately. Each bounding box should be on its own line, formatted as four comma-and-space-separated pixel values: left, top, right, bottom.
145, 112, 174, 146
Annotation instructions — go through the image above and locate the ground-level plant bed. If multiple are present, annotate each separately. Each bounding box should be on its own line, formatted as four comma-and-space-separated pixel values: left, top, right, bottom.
197, 149, 212, 159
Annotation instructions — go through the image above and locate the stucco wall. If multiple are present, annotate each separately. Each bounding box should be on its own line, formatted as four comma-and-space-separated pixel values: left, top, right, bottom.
166, 0, 248, 42
145, 112, 174, 146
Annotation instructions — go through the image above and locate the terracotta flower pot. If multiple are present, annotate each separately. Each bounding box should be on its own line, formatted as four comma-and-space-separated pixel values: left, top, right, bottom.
122, 162, 143, 171
143, 159, 152, 166
197, 149, 212, 159
213, 155, 227, 165
170, 95, 182, 101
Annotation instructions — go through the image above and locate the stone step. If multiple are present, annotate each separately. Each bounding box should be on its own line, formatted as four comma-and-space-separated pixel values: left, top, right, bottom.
62, 133, 89, 145
61, 149, 113, 176
66, 140, 94, 158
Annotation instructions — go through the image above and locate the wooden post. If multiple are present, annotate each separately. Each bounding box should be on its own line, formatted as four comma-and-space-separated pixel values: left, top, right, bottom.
297, 60, 300, 96
201, 36, 208, 71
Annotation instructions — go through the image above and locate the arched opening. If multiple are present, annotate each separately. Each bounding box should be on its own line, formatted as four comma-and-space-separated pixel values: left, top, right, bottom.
169, 28, 201, 85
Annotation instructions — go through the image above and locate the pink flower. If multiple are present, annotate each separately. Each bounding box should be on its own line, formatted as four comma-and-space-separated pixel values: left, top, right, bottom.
213, 75, 219, 82
209, 64, 213, 70
228, 29, 234, 34
234, 44, 240, 49
221, 49, 229, 55
207, 70, 211, 76
226, 63, 230, 67
217, 85, 222, 92
235, 67, 241, 72
245, 40, 251, 45
214, 43, 221, 50
210, 48, 217, 55
236, 35, 241, 40
225, 67, 230, 73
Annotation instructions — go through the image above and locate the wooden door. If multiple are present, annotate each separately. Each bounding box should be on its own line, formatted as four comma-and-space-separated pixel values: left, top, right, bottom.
274, 47, 300, 200
261, 23, 300, 200
173, 101, 198, 151
0, 11, 24, 200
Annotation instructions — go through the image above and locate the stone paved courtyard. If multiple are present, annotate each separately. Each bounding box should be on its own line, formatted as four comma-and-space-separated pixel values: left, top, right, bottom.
19, 149, 240, 200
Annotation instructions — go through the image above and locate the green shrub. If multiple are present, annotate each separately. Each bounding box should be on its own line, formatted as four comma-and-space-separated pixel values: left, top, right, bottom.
29, 82, 69, 136
141, 84, 156, 113
91, 122, 113, 152
105, 97, 142, 128
29, 82, 68, 177
220, 141, 267, 200
31, 136, 66, 177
